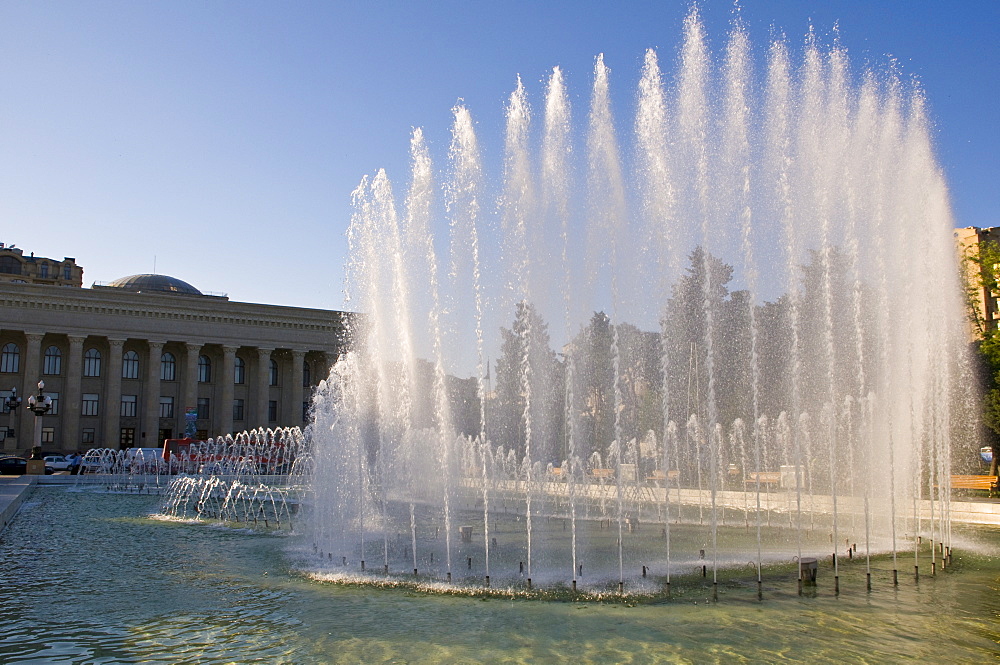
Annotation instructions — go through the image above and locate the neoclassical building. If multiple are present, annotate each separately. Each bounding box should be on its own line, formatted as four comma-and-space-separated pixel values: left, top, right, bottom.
0, 247, 349, 453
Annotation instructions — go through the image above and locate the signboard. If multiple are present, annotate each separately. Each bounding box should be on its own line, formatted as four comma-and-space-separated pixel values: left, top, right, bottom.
184, 407, 198, 438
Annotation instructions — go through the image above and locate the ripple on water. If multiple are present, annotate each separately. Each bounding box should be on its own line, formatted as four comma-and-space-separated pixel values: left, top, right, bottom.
0, 488, 998, 664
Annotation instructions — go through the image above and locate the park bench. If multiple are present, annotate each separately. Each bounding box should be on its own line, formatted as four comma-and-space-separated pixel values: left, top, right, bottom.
745, 471, 782, 487
591, 468, 615, 480
645, 469, 679, 483
948, 475, 998, 497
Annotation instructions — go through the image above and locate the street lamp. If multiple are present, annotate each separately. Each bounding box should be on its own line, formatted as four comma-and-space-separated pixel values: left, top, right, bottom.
26, 380, 52, 460
2, 387, 20, 446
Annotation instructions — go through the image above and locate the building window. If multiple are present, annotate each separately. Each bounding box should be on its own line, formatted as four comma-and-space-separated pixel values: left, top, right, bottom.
48, 392, 59, 416
64, 265, 72, 280
120, 395, 137, 418
234, 357, 245, 384
82, 393, 99, 417
122, 351, 139, 379
43, 346, 62, 375
303, 361, 311, 387
302, 401, 309, 422
41, 427, 54, 444
83, 348, 102, 377
195, 429, 208, 440
269, 359, 278, 386
1, 390, 12, 414
120, 428, 135, 448
40, 263, 49, 278
198, 355, 212, 383
233, 398, 244, 421
82, 428, 95, 445
159, 396, 174, 419
161, 352, 176, 381
268, 400, 277, 423
197, 397, 210, 420
0, 343, 19, 373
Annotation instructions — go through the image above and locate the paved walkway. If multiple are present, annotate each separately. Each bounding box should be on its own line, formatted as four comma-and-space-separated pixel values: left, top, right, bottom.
2, 474, 998, 534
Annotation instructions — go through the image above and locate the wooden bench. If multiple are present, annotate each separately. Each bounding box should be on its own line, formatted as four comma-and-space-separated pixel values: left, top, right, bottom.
591, 468, 615, 479
948, 475, 998, 496
645, 469, 679, 482
745, 471, 782, 486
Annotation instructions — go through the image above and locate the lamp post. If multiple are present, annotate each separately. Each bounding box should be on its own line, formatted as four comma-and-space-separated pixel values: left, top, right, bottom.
26, 380, 52, 462
2, 387, 21, 448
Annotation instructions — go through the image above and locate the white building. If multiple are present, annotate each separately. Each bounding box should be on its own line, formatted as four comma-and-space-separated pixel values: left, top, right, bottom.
0, 246, 348, 453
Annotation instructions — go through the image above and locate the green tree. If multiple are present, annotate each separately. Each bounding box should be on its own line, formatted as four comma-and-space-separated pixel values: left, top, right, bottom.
493, 301, 557, 461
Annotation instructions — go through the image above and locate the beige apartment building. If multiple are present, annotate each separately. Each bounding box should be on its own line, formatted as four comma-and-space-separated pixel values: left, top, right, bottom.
0, 245, 349, 453
956, 226, 1000, 340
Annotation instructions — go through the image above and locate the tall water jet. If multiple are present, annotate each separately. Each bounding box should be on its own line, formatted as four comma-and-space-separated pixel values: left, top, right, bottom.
306, 7, 971, 595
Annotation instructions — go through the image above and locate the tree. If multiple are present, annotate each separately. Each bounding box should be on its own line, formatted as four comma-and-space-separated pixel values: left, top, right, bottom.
493, 301, 558, 461
571, 311, 616, 461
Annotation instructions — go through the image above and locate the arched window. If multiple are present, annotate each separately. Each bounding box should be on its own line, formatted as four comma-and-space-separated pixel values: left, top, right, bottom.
269, 359, 278, 386
160, 352, 176, 381
198, 355, 212, 383
1, 343, 19, 373
122, 351, 139, 379
302, 360, 311, 387
83, 348, 101, 377
234, 357, 245, 384
43, 346, 62, 375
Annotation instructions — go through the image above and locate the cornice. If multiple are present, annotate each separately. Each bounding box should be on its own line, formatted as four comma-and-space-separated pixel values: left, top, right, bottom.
0, 283, 352, 333
0, 283, 353, 352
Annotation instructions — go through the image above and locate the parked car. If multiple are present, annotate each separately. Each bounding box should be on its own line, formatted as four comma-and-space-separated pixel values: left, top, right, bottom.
79, 458, 106, 474
0, 457, 52, 475
0, 456, 26, 475
43, 455, 72, 471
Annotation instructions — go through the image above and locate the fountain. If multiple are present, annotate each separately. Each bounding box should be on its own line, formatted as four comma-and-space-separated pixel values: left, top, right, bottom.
305, 8, 970, 595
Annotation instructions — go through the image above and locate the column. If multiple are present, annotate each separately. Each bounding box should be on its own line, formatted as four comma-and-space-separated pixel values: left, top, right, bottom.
103, 338, 125, 448
142, 341, 164, 447
255, 347, 272, 430
62, 335, 85, 451
287, 349, 305, 427
181, 342, 201, 437
17, 333, 43, 448
218, 345, 237, 437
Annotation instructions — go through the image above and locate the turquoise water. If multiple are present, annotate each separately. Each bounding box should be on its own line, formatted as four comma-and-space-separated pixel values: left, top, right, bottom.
1, 486, 998, 664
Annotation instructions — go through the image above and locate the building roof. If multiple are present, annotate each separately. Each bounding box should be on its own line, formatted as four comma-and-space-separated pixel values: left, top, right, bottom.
106, 273, 203, 296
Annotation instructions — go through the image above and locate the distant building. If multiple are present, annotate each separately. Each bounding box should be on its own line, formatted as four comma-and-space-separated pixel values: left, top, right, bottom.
0, 247, 350, 453
955, 226, 1000, 340
0, 243, 83, 287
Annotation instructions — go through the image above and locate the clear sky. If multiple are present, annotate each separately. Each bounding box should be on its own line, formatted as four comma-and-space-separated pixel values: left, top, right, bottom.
1, 0, 996, 311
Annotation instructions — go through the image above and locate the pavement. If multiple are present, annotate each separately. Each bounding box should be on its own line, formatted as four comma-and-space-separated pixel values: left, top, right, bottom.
1, 474, 998, 534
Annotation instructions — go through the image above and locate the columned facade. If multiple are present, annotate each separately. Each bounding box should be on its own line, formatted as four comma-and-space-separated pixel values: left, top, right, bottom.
103, 338, 125, 446
255, 347, 272, 428
142, 341, 164, 448
288, 349, 305, 427
181, 342, 200, 437
16, 333, 43, 446
0, 274, 349, 453
219, 345, 237, 437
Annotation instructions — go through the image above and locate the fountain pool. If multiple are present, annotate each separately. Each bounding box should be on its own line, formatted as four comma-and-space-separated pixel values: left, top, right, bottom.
1, 487, 998, 663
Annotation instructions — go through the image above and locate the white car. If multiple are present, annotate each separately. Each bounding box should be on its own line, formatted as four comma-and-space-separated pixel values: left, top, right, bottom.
43, 455, 72, 471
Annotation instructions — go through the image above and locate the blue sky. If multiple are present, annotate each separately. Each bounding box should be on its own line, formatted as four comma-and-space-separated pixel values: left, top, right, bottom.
0, 0, 996, 311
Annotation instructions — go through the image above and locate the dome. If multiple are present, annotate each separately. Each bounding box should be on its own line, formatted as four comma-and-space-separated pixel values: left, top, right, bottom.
106, 274, 203, 296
